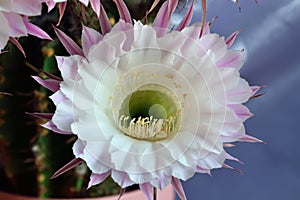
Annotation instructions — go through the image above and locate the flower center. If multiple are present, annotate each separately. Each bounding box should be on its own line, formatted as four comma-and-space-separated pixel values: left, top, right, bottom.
118, 83, 181, 141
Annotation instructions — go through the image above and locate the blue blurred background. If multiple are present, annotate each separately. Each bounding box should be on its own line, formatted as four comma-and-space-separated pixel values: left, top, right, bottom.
174, 0, 300, 199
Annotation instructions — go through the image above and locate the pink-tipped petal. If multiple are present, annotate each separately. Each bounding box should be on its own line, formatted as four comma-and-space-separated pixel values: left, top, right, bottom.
117, 188, 126, 200
45, 1, 56, 12
43, 71, 63, 81
9, 37, 25, 57
55, 56, 81, 81
26, 112, 53, 120
199, 33, 227, 61
171, 177, 187, 200
113, 0, 132, 23
32, 76, 60, 92
145, 0, 161, 17
150, 174, 171, 190
221, 133, 244, 143
227, 79, 253, 104
23, 18, 52, 40
216, 50, 244, 70
53, 26, 84, 56
250, 86, 261, 96
52, 100, 76, 132
239, 134, 264, 143
228, 104, 253, 122
225, 152, 244, 164
88, 171, 111, 189
119, 173, 134, 188
223, 163, 243, 175
225, 30, 241, 48
153, 0, 178, 37
41, 120, 72, 135
3, 13, 27, 37
223, 143, 236, 148
111, 171, 135, 188
196, 166, 211, 175
177, 0, 194, 31
250, 93, 264, 100
107, 20, 133, 51
90, 0, 101, 17
51, 158, 83, 179
197, 149, 226, 171
200, 22, 210, 37
57, 2, 67, 26
79, 0, 89, 6
82, 25, 103, 57
139, 183, 153, 200
99, 4, 111, 35
181, 22, 202, 40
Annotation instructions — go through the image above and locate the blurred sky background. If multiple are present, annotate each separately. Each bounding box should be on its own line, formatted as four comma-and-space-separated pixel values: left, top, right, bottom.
172, 0, 300, 199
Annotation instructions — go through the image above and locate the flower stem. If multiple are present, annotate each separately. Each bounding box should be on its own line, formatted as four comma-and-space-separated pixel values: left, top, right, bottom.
153, 187, 157, 200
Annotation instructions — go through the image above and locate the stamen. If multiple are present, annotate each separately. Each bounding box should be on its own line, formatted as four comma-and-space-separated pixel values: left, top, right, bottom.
118, 115, 176, 141
114, 83, 182, 141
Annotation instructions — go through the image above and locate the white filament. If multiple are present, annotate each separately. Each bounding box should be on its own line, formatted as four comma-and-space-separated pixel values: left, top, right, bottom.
118, 115, 176, 140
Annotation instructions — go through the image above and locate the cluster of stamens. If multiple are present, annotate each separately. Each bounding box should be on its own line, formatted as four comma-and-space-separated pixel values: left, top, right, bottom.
118, 115, 176, 140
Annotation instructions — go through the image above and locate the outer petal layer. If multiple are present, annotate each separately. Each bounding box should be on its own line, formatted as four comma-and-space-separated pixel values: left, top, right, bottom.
34, 6, 261, 196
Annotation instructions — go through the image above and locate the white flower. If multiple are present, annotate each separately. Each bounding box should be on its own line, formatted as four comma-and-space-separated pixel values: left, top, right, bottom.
32, 1, 262, 199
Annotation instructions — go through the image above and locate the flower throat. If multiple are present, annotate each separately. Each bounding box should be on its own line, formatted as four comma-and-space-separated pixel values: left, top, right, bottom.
118, 84, 181, 141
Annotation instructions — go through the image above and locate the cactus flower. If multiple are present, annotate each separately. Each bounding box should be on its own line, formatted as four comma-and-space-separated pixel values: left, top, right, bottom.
32, 0, 262, 199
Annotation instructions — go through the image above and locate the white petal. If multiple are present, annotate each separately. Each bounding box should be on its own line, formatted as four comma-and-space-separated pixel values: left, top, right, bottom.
71, 111, 104, 140
181, 22, 202, 40
111, 170, 135, 188
0, 12, 9, 49
0, 1, 12, 12
226, 78, 252, 103
83, 141, 111, 174
216, 50, 244, 70
197, 150, 226, 169
2, 12, 27, 37
50, 90, 67, 106
170, 161, 195, 181
132, 22, 159, 49
52, 100, 75, 132
87, 36, 118, 63
228, 104, 253, 122
88, 171, 111, 189
76, 60, 119, 111
198, 34, 227, 62
56, 55, 83, 81
107, 20, 134, 51
12, 0, 42, 15
73, 139, 86, 157
197, 139, 226, 169
82, 25, 103, 57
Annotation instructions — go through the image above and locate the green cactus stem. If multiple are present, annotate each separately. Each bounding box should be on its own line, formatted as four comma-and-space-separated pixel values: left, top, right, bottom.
0, 41, 40, 196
